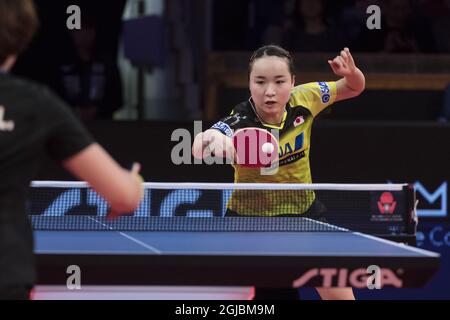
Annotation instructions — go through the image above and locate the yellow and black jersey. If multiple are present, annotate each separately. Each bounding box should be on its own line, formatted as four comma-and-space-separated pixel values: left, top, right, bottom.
211, 81, 337, 216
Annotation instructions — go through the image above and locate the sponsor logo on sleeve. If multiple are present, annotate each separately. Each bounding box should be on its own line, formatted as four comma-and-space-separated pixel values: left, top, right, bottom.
318, 82, 331, 104
211, 121, 233, 137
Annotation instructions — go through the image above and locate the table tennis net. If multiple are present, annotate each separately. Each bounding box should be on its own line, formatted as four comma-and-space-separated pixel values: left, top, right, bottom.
28, 181, 416, 235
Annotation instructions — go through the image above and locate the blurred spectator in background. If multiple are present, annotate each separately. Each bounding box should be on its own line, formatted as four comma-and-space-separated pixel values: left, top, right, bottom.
420, 0, 450, 53
280, 0, 344, 52
260, 0, 296, 45
356, 0, 436, 53
57, 17, 123, 121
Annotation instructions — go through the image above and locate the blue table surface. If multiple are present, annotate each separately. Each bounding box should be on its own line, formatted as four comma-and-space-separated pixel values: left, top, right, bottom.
34, 230, 439, 258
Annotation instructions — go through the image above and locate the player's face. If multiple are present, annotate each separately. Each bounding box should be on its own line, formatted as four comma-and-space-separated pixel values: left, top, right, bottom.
249, 56, 294, 120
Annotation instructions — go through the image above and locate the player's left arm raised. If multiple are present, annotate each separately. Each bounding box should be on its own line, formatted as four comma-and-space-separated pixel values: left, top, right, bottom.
328, 48, 365, 102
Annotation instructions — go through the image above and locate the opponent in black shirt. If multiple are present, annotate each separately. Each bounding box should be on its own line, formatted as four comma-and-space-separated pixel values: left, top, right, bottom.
0, 0, 143, 299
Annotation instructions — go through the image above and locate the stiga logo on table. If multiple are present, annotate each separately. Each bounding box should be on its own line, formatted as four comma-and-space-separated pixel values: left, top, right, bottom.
292, 266, 403, 289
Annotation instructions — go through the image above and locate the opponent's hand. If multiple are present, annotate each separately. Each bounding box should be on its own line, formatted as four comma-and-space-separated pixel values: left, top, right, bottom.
106, 162, 144, 220
130, 162, 144, 200
328, 48, 357, 78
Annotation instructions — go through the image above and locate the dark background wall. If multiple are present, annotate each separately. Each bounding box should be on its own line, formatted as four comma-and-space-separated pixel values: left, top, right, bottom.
12, 0, 126, 88
35, 120, 449, 185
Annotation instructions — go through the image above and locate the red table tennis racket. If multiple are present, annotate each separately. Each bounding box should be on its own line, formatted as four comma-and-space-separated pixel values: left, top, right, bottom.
232, 127, 279, 168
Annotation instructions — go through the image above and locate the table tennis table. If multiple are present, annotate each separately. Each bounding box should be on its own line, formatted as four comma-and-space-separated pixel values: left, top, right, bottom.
32, 216, 440, 300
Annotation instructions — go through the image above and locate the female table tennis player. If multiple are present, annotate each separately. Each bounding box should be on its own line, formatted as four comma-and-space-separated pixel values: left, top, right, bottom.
192, 44, 365, 300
